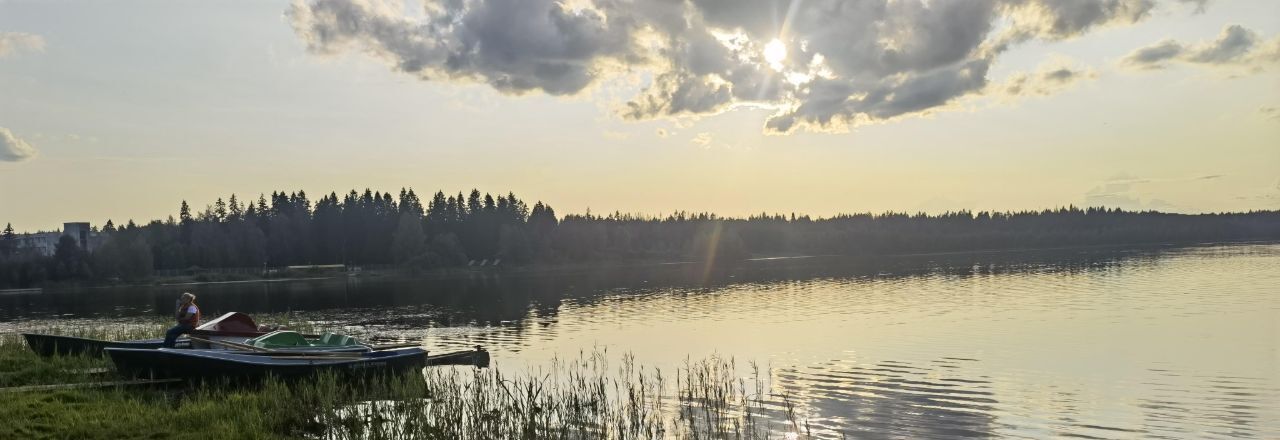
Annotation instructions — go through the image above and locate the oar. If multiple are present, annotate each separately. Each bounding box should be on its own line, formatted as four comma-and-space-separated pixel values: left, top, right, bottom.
367, 342, 421, 350
260, 350, 363, 358
188, 336, 271, 353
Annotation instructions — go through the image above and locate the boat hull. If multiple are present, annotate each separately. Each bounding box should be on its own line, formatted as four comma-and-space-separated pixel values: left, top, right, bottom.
22, 313, 289, 357
426, 348, 490, 368
21, 333, 189, 357
107, 347, 428, 381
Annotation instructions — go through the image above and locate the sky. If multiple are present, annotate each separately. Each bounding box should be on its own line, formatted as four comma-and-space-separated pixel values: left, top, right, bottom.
0, 0, 1277, 232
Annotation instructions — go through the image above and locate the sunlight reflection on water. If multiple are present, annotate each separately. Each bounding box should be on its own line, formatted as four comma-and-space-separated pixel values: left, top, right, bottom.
3, 244, 1278, 438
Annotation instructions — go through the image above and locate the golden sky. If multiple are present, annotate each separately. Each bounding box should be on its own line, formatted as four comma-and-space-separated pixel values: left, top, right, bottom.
1, 0, 1278, 231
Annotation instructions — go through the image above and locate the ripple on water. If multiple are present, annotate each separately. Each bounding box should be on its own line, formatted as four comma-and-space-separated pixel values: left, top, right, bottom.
3, 244, 1278, 438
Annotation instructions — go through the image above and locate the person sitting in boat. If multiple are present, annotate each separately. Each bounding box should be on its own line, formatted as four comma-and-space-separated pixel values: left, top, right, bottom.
163, 292, 201, 348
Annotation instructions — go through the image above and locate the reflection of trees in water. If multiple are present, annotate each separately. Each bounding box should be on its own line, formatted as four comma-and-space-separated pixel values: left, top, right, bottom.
761, 357, 999, 439
0, 244, 1250, 325
1136, 369, 1275, 439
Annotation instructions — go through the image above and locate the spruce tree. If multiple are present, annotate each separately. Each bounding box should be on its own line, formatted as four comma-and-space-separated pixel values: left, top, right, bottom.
214, 198, 228, 222
228, 194, 243, 220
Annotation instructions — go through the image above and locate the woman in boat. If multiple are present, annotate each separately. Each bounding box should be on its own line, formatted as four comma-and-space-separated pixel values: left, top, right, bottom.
163, 292, 201, 348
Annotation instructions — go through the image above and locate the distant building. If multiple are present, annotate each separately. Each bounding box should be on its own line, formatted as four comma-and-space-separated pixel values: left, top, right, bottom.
63, 222, 92, 249
12, 222, 103, 257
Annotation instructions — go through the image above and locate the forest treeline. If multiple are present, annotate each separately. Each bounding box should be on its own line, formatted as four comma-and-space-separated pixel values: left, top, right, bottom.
2, 188, 1279, 288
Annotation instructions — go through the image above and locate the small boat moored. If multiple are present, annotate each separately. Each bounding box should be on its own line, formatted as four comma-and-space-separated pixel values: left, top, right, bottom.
23, 312, 283, 357
244, 330, 368, 351
22, 333, 188, 358
107, 347, 429, 381
427, 346, 490, 368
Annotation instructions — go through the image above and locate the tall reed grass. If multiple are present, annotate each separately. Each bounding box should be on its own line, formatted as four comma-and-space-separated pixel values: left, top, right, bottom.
2, 321, 824, 439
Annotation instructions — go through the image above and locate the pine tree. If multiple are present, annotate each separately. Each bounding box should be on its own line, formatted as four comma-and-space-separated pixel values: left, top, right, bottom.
214, 198, 228, 222
0, 223, 13, 258
228, 194, 243, 221
102, 220, 116, 233
399, 188, 424, 216
467, 190, 482, 218
179, 201, 192, 224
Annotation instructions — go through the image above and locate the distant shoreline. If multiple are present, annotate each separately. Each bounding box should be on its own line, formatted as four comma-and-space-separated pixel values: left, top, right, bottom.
25, 238, 1276, 293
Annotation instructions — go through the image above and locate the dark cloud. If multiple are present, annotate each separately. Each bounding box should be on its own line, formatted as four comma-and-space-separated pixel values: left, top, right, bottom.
1186, 25, 1257, 63
1001, 0, 1155, 41
0, 32, 44, 58
1123, 40, 1184, 68
289, 0, 1187, 134
1123, 25, 1277, 70
624, 72, 733, 119
0, 128, 37, 162
289, 0, 635, 95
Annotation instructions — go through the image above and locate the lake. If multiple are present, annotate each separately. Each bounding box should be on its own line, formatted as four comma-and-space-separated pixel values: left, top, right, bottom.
2, 243, 1277, 439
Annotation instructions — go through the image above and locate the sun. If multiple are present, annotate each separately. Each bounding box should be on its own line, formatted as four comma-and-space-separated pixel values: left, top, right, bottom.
764, 39, 787, 70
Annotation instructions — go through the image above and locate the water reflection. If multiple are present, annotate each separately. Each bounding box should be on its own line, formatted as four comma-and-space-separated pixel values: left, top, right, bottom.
2, 244, 1278, 438
770, 357, 999, 439
0, 244, 1198, 323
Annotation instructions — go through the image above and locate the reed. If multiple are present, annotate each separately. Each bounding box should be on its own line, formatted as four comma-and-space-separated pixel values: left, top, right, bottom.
1, 323, 821, 439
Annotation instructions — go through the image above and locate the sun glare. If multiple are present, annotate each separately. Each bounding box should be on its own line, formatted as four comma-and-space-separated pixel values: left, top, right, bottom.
764, 39, 787, 70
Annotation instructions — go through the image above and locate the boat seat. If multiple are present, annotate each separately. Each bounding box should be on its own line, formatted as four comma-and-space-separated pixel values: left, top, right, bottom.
319, 332, 337, 345
318, 332, 357, 346
248, 330, 310, 348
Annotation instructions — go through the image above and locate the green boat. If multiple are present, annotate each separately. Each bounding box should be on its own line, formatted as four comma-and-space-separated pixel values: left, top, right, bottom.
244, 330, 367, 351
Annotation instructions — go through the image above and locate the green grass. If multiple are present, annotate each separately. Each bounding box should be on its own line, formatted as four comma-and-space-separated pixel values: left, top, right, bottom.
1, 323, 820, 439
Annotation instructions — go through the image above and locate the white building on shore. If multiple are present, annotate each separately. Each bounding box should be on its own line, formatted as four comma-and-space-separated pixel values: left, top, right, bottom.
12, 222, 102, 257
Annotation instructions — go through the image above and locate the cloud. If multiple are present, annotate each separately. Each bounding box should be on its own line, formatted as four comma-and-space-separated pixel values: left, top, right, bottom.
1260, 106, 1280, 121
1084, 177, 1176, 211
1124, 40, 1185, 67
289, 0, 1185, 134
1084, 172, 1235, 211
1000, 58, 1097, 97
0, 128, 38, 162
624, 72, 734, 120
0, 32, 45, 58
1176, 0, 1210, 13
288, 0, 635, 96
999, 0, 1155, 43
1236, 178, 1280, 203
690, 132, 712, 147
1123, 24, 1279, 70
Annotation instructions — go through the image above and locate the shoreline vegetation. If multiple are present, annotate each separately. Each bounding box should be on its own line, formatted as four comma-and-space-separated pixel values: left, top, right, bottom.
4, 187, 1279, 290
7, 237, 1275, 293
1, 320, 818, 440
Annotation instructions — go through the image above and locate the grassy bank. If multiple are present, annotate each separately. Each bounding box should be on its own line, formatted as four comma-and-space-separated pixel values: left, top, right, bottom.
1, 324, 817, 439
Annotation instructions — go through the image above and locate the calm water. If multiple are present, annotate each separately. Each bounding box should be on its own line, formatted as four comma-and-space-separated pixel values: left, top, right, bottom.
2, 244, 1278, 438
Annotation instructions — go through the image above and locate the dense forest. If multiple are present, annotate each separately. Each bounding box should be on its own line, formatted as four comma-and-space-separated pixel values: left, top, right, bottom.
2, 188, 1279, 288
